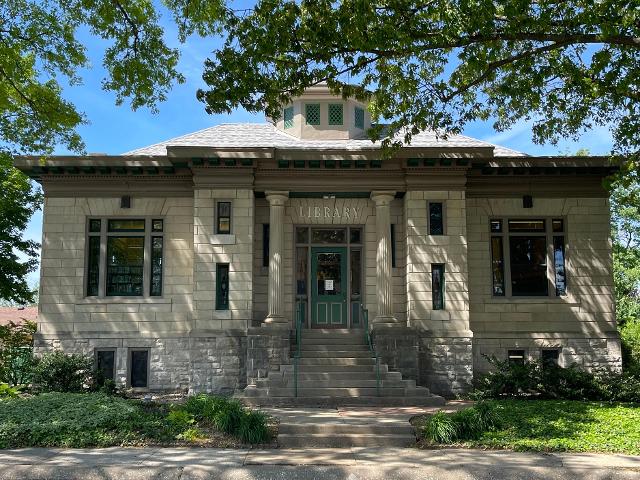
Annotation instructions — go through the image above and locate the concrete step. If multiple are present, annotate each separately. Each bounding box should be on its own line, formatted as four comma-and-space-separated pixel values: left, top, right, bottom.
298, 357, 376, 365
277, 423, 414, 435
277, 433, 414, 448
294, 350, 374, 358
258, 379, 411, 389
246, 387, 410, 397
302, 329, 362, 336
298, 344, 369, 351
281, 371, 402, 381
280, 364, 388, 373
240, 395, 446, 407
301, 336, 367, 345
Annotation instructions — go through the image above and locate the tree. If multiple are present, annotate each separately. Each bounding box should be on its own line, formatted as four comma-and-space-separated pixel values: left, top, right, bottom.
611, 173, 640, 370
0, 0, 211, 302
197, 0, 639, 165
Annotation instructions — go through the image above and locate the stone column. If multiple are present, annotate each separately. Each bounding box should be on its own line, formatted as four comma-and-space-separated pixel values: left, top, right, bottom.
264, 191, 289, 324
371, 191, 398, 325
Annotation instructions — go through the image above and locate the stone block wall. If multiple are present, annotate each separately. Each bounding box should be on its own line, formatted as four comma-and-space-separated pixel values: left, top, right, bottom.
246, 327, 291, 385
467, 197, 621, 372
39, 196, 194, 337
34, 333, 247, 393
193, 188, 254, 331
404, 190, 470, 333
419, 335, 473, 397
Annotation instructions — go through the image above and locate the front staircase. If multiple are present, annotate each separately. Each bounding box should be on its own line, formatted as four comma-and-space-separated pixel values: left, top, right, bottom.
240, 329, 445, 407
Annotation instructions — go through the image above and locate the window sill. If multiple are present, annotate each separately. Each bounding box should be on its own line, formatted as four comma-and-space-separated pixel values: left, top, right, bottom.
77, 297, 171, 305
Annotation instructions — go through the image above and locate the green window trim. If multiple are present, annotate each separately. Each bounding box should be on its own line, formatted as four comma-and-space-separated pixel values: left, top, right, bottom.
284, 106, 294, 129
216, 263, 230, 310
328, 103, 343, 125
305, 103, 320, 125
354, 106, 364, 129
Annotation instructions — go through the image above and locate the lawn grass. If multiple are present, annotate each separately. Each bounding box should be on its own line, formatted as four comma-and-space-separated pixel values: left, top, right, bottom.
416, 400, 640, 455
0, 392, 274, 448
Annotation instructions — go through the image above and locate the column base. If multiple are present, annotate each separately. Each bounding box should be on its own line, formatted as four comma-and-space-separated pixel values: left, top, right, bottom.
263, 315, 287, 325
372, 315, 400, 327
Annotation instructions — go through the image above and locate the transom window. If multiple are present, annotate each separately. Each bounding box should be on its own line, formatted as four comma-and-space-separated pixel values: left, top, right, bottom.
86, 218, 164, 297
490, 218, 566, 297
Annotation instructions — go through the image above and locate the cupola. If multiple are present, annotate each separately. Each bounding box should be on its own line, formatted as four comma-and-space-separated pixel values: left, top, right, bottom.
272, 84, 371, 140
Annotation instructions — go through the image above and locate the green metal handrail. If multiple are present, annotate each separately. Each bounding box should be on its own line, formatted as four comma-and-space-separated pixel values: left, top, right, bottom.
293, 301, 304, 397
361, 305, 381, 396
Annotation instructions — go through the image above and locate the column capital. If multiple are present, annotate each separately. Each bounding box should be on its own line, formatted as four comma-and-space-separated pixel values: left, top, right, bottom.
370, 191, 396, 205
265, 191, 289, 206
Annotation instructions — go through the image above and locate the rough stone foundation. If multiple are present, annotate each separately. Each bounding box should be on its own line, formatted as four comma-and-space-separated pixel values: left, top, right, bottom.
418, 335, 474, 398
34, 332, 247, 395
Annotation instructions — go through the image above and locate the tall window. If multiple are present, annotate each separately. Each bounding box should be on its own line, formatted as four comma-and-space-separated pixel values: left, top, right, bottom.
129, 349, 149, 388
429, 202, 444, 235
490, 218, 567, 297
390, 224, 397, 268
432, 264, 445, 310
216, 263, 229, 310
216, 201, 231, 234
86, 218, 164, 297
354, 106, 365, 129
95, 349, 116, 382
283, 106, 294, 129
262, 224, 270, 267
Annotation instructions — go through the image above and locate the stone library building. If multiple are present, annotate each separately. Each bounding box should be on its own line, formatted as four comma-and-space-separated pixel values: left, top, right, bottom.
16, 85, 620, 404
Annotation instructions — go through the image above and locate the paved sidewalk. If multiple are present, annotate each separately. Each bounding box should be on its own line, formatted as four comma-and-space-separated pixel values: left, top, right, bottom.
0, 447, 639, 479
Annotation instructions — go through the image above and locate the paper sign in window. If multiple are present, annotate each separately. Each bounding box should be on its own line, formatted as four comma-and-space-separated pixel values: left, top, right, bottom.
324, 279, 334, 291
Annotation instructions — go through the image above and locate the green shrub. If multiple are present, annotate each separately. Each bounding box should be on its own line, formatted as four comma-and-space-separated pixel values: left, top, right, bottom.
471, 355, 640, 402
213, 399, 244, 434
0, 383, 19, 397
423, 402, 502, 444
424, 411, 457, 443
238, 410, 270, 444
0, 320, 37, 386
471, 356, 541, 399
185, 393, 226, 421
538, 364, 600, 400
166, 408, 195, 431
31, 351, 94, 393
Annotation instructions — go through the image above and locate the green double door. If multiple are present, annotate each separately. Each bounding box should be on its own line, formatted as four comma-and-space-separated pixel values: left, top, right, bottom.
310, 247, 348, 328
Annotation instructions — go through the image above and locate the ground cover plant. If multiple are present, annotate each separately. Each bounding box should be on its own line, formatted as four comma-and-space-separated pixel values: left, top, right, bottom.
0, 392, 273, 448
417, 400, 640, 455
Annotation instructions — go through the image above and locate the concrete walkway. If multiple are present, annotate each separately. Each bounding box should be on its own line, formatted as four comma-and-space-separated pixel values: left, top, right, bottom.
1, 447, 639, 479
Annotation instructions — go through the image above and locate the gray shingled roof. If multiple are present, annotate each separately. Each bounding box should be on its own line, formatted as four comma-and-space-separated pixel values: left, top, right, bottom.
123, 123, 527, 156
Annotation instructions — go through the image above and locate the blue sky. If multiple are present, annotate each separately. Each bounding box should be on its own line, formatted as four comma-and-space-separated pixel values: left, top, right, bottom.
22, 9, 615, 286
